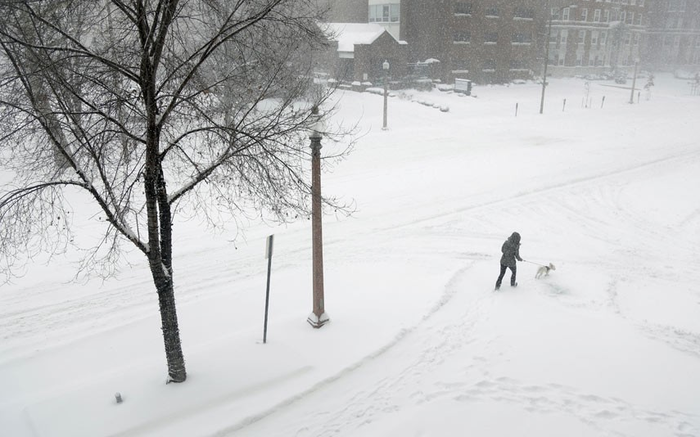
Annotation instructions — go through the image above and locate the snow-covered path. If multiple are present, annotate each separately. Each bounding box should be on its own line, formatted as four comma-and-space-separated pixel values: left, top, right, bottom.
221, 118, 700, 437
1, 76, 699, 437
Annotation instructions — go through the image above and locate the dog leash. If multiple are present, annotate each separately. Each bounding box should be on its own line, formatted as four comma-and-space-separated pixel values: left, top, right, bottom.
523, 260, 547, 268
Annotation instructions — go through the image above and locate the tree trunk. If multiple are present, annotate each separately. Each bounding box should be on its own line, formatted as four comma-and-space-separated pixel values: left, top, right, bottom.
153, 167, 185, 383
153, 269, 187, 383
144, 167, 186, 383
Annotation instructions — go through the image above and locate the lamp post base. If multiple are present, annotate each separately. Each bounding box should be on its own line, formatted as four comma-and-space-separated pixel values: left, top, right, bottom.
307, 312, 330, 329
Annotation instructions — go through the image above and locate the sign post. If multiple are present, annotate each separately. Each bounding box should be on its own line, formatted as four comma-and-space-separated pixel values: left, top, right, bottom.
263, 234, 274, 343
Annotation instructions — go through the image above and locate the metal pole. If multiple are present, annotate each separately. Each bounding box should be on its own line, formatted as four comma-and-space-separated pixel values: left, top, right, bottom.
540, 0, 552, 114
263, 235, 274, 343
382, 68, 388, 129
307, 133, 328, 328
629, 60, 639, 104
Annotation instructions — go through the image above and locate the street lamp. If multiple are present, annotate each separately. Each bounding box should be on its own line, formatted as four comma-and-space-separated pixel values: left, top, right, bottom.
382, 60, 389, 130
307, 108, 329, 329
540, 2, 575, 114
629, 58, 640, 104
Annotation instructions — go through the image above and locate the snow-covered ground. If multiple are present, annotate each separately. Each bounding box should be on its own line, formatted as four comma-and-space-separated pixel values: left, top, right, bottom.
1, 75, 699, 437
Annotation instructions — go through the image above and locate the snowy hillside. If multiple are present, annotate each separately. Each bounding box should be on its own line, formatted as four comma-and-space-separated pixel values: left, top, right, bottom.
1, 75, 699, 437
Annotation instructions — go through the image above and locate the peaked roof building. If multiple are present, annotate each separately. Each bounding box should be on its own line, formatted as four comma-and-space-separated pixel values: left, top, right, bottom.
324, 23, 408, 82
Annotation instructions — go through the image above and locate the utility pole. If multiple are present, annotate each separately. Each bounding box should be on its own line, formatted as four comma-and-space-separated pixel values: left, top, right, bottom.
382, 60, 390, 130
629, 59, 639, 104
540, 0, 553, 114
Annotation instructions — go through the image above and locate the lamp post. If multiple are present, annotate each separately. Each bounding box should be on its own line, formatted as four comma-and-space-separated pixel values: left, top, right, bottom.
540, 3, 575, 114
629, 58, 639, 104
382, 60, 389, 130
307, 110, 329, 329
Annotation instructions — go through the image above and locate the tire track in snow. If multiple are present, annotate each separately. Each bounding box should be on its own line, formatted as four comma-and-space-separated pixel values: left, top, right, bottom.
214, 143, 700, 436
381, 145, 700, 234
440, 377, 699, 437
214, 263, 494, 437
222, 260, 700, 437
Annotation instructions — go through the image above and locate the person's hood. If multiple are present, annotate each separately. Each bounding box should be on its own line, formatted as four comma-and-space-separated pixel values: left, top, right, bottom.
509, 232, 521, 244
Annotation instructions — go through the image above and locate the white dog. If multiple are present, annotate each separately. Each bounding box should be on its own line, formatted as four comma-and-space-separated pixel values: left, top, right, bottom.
535, 263, 556, 279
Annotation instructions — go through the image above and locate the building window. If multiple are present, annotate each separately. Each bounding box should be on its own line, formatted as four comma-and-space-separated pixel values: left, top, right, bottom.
369, 4, 400, 23
604, 10, 610, 22
512, 32, 532, 44
636, 13, 643, 25
579, 30, 586, 44
581, 8, 588, 21
561, 29, 568, 44
562, 7, 570, 20
514, 7, 535, 19
594, 9, 601, 21
485, 32, 498, 44
454, 31, 471, 43
510, 59, 527, 70
600, 31, 607, 45
454, 2, 472, 15
452, 58, 470, 71
482, 59, 496, 71
592, 30, 599, 45
550, 30, 559, 43
485, 6, 499, 17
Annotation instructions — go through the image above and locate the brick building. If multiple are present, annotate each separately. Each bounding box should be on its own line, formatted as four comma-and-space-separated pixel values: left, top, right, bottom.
319, 0, 369, 23
545, 0, 647, 76
400, 0, 547, 83
644, 0, 700, 70
324, 23, 408, 83
322, 1, 700, 84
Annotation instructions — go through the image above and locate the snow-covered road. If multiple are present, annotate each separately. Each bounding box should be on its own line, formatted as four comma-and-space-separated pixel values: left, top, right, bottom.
2, 76, 699, 437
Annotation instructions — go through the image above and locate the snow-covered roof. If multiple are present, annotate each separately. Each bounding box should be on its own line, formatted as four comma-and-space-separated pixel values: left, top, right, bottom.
323, 23, 404, 54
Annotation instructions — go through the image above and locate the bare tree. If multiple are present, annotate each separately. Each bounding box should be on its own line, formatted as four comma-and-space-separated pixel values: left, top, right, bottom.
0, 0, 340, 383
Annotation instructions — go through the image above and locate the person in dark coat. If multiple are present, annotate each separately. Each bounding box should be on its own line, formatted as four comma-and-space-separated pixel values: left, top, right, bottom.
495, 232, 523, 290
